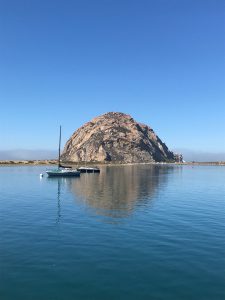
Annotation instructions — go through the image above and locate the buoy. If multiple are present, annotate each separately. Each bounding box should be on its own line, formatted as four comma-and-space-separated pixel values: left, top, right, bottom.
40, 173, 43, 177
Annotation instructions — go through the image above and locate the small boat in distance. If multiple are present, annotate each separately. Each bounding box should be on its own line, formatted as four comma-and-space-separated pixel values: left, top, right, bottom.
46, 126, 80, 177
77, 166, 100, 173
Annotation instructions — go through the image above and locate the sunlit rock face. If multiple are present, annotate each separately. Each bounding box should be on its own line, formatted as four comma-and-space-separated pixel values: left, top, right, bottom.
61, 112, 175, 163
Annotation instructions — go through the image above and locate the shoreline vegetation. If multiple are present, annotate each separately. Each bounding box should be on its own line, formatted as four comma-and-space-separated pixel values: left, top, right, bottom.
0, 160, 225, 166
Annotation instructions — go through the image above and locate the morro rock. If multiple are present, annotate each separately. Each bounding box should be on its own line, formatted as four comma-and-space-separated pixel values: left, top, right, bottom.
61, 112, 176, 163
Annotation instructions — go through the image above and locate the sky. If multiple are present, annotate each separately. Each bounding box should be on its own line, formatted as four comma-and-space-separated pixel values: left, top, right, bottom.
0, 0, 225, 160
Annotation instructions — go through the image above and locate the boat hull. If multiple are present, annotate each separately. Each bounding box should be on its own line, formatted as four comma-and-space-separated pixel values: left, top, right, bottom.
46, 169, 80, 177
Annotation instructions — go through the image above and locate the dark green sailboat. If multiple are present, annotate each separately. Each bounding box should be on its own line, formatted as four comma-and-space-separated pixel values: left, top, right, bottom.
46, 126, 80, 177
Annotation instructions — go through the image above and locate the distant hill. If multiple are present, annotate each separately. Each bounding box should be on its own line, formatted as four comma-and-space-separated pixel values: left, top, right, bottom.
61, 112, 176, 163
0, 150, 57, 160
173, 148, 225, 162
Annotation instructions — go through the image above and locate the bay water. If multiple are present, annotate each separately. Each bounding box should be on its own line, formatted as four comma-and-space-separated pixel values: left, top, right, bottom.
0, 165, 224, 299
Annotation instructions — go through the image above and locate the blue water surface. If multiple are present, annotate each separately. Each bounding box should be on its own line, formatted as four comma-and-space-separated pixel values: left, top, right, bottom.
0, 165, 224, 300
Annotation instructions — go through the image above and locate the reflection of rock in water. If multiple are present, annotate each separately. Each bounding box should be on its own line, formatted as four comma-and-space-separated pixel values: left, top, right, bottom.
66, 165, 175, 218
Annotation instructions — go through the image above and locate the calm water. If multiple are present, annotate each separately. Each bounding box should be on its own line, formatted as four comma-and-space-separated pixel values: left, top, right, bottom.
0, 165, 224, 300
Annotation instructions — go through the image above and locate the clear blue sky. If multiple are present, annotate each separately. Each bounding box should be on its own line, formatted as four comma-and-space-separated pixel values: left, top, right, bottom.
1, 0, 224, 155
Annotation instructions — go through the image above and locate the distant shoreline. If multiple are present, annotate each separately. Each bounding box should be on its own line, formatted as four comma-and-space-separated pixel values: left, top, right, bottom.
0, 160, 58, 166
0, 160, 225, 166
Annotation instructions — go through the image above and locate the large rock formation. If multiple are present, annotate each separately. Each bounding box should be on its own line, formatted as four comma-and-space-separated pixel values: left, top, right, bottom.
61, 112, 176, 163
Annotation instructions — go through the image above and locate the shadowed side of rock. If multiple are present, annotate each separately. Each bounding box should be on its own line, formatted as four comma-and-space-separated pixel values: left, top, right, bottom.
61, 112, 176, 163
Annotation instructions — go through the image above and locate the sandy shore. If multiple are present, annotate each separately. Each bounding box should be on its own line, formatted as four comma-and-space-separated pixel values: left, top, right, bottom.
0, 160, 58, 166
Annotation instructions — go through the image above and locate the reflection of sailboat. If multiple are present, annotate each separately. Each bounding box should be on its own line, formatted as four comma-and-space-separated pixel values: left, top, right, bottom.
46, 126, 80, 177
56, 179, 61, 223
47, 177, 62, 223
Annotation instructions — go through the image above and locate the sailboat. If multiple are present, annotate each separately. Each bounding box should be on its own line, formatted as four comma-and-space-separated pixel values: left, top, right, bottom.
77, 148, 100, 173
46, 126, 80, 177
77, 166, 100, 173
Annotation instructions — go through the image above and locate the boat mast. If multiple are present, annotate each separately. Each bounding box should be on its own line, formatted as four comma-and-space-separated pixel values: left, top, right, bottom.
58, 125, 61, 168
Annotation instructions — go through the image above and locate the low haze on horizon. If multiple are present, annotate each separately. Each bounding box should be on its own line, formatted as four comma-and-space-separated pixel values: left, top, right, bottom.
1, 148, 225, 162
1, 0, 224, 161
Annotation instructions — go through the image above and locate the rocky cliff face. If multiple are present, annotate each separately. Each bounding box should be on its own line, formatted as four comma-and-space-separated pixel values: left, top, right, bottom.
61, 112, 176, 163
